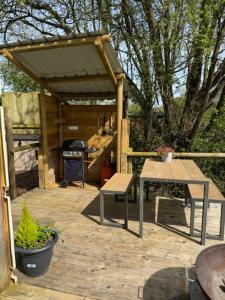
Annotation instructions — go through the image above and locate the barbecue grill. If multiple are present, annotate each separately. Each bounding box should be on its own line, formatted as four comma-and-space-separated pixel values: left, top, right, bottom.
188, 244, 225, 299
59, 139, 96, 188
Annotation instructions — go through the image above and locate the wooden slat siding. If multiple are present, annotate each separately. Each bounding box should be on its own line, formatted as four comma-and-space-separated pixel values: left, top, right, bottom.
100, 173, 133, 194
63, 104, 117, 182
2, 92, 40, 135
188, 179, 225, 202
140, 159, 208, 183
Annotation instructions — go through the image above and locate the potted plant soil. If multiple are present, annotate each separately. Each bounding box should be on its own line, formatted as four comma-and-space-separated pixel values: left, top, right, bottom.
15, 204, 58, 277
156, 146, 174, 162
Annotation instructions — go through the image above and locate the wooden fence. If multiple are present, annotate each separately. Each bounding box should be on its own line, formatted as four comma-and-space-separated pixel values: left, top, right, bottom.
1, 92, 40, 134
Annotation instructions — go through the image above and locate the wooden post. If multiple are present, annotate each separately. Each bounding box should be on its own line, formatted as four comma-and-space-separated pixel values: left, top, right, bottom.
121, 153, 128, 173
123, 95, 129, 118
38, 88, 49, 188
121, 119, 130, 173
57, 100, 63, 180
117, 79, 124, 173
0, 112, 11, 291
128, 157, 133, 174
4, 108, 17, 199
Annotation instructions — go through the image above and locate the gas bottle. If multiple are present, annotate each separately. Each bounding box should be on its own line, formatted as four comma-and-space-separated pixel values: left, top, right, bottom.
100, 159, 114, 186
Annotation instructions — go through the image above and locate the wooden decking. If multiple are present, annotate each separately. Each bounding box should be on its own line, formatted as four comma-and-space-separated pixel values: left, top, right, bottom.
2, 185, 225, 299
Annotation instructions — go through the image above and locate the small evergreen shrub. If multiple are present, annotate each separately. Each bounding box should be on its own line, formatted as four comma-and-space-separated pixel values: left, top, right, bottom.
15, 204, 55, 249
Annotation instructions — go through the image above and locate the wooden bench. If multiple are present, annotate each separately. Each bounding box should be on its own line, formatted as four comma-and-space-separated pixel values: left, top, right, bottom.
187, 179, 225, 240
100, 173, 134, 229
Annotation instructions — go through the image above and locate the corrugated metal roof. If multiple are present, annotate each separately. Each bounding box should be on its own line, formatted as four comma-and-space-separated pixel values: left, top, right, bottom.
49, 80, 115, 93
0, 31, 129, 98
0, 30, 106, 49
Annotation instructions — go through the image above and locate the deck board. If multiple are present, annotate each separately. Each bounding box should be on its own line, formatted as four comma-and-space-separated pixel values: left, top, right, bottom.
5, 185, 225, 299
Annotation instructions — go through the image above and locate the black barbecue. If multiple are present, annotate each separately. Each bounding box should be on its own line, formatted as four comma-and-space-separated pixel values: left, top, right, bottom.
58, 139, 96, 188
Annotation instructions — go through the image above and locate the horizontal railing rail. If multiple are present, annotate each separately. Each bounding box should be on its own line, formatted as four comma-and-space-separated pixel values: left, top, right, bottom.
126, 152, 225, 158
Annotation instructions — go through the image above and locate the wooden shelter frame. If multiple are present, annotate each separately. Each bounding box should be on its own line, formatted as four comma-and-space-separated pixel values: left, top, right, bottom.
1, 33, 129, 188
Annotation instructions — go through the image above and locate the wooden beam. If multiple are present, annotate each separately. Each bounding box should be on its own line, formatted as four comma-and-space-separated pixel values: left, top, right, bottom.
116, 73, 126, 80
2, 49, 61, 100
43, 73, 125, 84
12, 125, 40, 130
117, 78, 124, 172
94, 39, 117, 89
43, 74, 112, 84
0, 35, 111, 54
38, 89, 49, 189
59, 92, 117, 99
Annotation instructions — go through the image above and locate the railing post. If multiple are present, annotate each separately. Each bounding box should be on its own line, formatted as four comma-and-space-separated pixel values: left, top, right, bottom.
121, 153, 127, 173
128, 156, 133, 174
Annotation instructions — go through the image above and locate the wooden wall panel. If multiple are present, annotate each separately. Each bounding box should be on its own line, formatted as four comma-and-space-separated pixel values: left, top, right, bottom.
63, 105, 117, 182
2, 92, 40, 135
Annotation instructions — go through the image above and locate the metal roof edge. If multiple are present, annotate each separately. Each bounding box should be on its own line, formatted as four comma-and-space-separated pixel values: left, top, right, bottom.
0, 29, 108, 51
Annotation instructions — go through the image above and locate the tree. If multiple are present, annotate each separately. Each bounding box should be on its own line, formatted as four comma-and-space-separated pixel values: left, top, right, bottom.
1, 0, 225, 150
0, 60, 38, 92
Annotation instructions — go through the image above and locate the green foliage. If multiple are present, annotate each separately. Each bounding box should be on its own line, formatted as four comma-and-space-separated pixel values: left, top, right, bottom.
15, 203, 55, 249
0, 61, 38, 92
191, 101, 225, 194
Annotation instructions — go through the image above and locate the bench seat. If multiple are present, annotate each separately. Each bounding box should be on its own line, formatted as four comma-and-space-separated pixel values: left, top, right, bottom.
100, 173, 134, 194
187, 179, 225, 203
100, 173, 134, 229
187, 179, 225, 240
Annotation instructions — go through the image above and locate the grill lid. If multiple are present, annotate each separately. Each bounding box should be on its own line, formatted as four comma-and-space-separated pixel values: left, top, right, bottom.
62, 139, 85, 151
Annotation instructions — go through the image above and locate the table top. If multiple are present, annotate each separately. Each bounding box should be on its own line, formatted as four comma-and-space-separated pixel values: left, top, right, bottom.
140, 159, 209, 184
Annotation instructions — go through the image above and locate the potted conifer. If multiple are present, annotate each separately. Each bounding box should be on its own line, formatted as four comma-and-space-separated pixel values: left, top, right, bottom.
15, 203, 58, 277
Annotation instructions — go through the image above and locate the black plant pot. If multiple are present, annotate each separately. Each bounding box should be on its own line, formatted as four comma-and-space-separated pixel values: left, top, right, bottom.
15, 231, 58, 277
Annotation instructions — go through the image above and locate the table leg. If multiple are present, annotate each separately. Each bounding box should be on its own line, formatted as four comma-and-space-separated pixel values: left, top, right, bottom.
124, 193, 128, 229
219, 204, 225, 240
139, 179, 144, 238
100, 192, 104, 225
201, 183, 209, 245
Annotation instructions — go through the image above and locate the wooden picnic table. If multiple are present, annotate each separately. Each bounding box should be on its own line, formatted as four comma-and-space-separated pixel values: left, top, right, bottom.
139, 159, 209, 245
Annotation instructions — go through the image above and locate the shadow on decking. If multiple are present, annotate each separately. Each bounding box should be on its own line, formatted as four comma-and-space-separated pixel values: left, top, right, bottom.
142, 267, 189, 300
82, 194, 191, 240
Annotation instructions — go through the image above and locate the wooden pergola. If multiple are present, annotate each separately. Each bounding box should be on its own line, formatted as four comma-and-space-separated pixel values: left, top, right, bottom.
0, 30, 130, 188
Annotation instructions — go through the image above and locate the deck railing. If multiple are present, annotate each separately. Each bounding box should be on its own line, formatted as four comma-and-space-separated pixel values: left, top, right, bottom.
121, 151, 225, 174
121, 151, 225, 195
